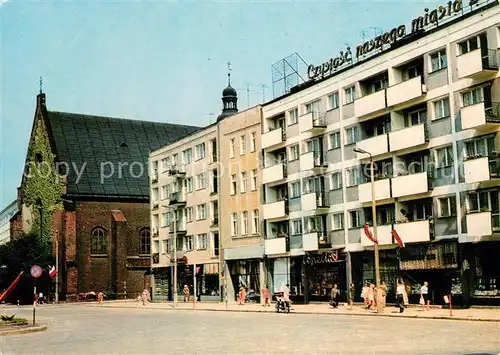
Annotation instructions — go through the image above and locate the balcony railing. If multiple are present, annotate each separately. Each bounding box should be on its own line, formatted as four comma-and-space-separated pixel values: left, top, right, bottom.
168, 165, 186, 177
391, 171, 432, 198
262, 199, 289, 220
262, 127, 286, 150
262, 163, 287, 185
386, 75, 426, 107
463, 156, 499, 183
303, 230, 330, 251
461, 102, 500, 130
466, 211, 493, 237
300, 112, 327, 133
265, 236, 288, 255
389, 123, 428, 152
355, 89, 387, 118
167, 192, 186, 206
302, 190, 330, 210
356, 134, 389, 159
457, 48, 499, 79
169, 221, 186, 233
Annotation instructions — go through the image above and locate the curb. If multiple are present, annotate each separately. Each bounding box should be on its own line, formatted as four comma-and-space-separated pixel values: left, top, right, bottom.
89, 304, 500, 322
0, 325, 47, 336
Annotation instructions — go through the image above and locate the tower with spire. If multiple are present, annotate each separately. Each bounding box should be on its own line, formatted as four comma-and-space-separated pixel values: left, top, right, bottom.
217, 62, 238, 122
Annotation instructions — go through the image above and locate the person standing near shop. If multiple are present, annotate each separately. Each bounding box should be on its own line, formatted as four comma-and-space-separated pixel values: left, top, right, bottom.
396, 280, 407, 313
261, 285, 270, 307
183, 285, 190, 303
348, 283, 355, 309
420, 281, 430, 311
380, 281, 388, 309
330, 284, 340, 308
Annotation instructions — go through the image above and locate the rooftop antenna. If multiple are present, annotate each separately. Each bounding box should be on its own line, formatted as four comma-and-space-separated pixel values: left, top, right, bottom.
39, 76, 43, 94
246, 83, 250, 108
207, 113, 214, 124
227, 61, 232, 86
261, 84, 268, 103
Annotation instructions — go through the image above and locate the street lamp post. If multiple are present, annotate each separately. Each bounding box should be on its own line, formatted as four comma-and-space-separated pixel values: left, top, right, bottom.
353, 147, 383, 314
162, 205, 178, 307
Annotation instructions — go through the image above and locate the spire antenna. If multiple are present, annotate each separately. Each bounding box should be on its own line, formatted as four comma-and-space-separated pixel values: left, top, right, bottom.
227, 61, 232, 85
39, 76, 43, 94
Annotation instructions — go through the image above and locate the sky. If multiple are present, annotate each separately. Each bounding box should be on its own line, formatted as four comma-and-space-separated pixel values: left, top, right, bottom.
0, 0, 445, 209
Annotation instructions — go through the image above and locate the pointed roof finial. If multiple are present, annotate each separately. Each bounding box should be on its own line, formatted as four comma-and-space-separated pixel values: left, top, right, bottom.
227, 61, 232, 86
39, 76, 43, 94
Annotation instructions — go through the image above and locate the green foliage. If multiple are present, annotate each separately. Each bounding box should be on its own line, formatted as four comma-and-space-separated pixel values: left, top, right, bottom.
0, 317, 28, 326
1, 314, 15, 321
22, 117, 63, 246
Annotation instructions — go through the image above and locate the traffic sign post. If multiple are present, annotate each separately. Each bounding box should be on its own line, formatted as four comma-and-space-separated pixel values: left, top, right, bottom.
30, 265, 42, 326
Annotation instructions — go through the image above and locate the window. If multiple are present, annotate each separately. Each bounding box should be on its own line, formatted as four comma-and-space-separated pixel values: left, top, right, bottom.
171, 154, 178, 166
346, 167, 361, 187
185, 236, 194, 251
458, 35, 480, 55
240, 172, 247, 193
152, 214, 159, 231
152, 187, 159, 201
186, 207, 193, 223
329, 92, 340, 110
331, 172, 342, 190
240, 135, 246, 155
435, 146, 454, 168
251, 169, 257, 191
252, 210, 259, 234
306, 216, 324, 232
291, 219, 303, 236
430, 49, 447, 72
370, 77, 388, 93
306, 100, 321, 119
231, 174, 237, 195
349, 210, 362, 228
161, 185, 168, 200
161, 158, 169, 172
250, 132, 256, 152
91, 227, 107, 255
289, 144, 300, 161
241, 211, 249, 235
195, 143, 206, 160
197, 204, 207, 220
407, 109, 427, 127
182, 148, 193, 164
140, 228, 151, 255
467, 191, 491, 212
433, 98, 450, 120
289, 108, 298, 125
345, 126, 359, 145
439, 196, 457, 217
329, 131, 341, 149
289, 181, 301, 199
345, 86, 356, 104
230, 139, 235, 158
161, 212, 168, 227
164, 239, 172, 253
185, 177, 193, 193
231, 213, 238, 236
462, 87, 484, 107
197, 234, 208, 250
464, 136, 494, 158
196, 173, 206, 190
332, 213, 344, 230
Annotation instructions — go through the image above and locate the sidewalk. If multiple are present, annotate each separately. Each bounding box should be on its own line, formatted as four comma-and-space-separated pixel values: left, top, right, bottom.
90, 300, 500, 322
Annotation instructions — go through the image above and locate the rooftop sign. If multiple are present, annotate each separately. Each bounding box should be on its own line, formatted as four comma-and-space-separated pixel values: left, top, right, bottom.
307, 0, 489, 80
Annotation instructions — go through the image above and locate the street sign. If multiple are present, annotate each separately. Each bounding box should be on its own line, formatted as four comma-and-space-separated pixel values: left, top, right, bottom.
30, 265, 42, 278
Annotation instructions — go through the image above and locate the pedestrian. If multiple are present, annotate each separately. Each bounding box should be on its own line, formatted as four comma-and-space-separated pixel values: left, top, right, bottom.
280, 284, 291, 307
396, 280, 407, 313
420, 281, 430, 311
348, 283, 355, 309
183, 285, 190, 303
142, 289, 150, 306
261, 285, 270, 307
380, 281, 388, 309
368, 284, 375, 310
361, 283, 369, 308
238, 285, 246, 305
38, 292, 44, 305
97, 291, 104, 304
330, 284, 340, 308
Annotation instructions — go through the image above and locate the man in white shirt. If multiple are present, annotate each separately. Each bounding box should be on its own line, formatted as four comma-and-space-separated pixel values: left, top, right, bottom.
280, 284, 291, 306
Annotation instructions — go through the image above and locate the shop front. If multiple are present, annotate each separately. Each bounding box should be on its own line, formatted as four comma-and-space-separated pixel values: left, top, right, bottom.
304, 251, 346, 302
152, 268, 170, 301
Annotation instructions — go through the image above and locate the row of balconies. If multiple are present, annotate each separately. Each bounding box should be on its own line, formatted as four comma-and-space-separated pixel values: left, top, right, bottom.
264, 210, 499, 255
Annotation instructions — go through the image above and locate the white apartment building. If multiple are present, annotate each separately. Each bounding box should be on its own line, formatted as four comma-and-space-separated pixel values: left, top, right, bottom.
149, 125, 221, 301
261, 0, 500, 306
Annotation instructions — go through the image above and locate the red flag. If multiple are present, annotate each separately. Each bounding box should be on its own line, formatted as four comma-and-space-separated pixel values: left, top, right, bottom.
0, 271, 23, 302
48, 265, 57, 278
392, 229, 405, 248
363, 223, 378, 244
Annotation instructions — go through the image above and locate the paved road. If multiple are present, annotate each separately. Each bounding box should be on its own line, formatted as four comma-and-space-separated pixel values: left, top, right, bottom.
0, 305, 499, 354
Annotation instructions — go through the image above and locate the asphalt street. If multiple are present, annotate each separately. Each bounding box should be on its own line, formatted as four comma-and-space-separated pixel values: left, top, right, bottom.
0, 305, 499, 354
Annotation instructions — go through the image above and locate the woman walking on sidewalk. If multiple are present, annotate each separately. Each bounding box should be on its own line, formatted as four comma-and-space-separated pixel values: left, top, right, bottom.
420, 281, 430, 311
396, 280, 407, 313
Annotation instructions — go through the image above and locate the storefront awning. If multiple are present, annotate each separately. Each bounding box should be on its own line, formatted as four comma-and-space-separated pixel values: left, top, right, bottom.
224, 245, 264, 261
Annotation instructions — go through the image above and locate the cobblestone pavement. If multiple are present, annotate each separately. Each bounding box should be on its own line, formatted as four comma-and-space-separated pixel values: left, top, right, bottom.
1, 305, 499, 354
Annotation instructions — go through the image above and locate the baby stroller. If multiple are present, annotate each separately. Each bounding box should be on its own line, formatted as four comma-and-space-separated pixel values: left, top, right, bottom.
274, 292, 290, 313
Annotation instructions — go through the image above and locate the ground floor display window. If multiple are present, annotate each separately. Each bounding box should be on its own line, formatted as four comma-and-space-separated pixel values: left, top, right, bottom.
177, 263, 194, 296
153, 269, 170, 300
307, 263, 345, 301
195, 263, 220, 297
472, 243, 500, 298
230, 260, 260, 295
272, 258, 289, 293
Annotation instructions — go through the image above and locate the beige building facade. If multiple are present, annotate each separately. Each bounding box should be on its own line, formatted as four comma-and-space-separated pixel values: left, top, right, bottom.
218, 106, 265, 303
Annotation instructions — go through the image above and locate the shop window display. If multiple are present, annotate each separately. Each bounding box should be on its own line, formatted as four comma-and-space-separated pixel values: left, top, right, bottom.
195, 263, 220, 297
231, 260, 260, 297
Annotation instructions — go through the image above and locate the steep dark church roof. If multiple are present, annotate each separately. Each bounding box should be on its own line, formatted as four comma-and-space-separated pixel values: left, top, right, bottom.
45, 110, 201, 201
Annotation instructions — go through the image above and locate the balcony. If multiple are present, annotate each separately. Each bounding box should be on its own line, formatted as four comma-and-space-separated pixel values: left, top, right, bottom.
354, 90, 386, 118
361, 225, 392, 247
262, 200, 288, 220
387, 76, 426, 107
169, 221, 187, 234
299, 112, 327, 133
355, 134, 389, 159
265, 237, 287, 255
262, 127, 285, 150
393, 220, 431, 244
460, 102, 500, 131
300, 152, 327, 172
303, 231, 330, 251
167, 192, 186, 207
358, 178, 391, 203
167, 165, 186, 178
389, 123, 427, 152
391, 172, 430, 198
301, 191, 330, 211
463, 156, 499, 184
466, 211, 493, 237
457, 49, 498, 80
262, 163, 287, 185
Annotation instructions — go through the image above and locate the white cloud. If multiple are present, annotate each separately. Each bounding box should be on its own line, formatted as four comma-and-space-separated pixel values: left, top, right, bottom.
0, 0, 8, 7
